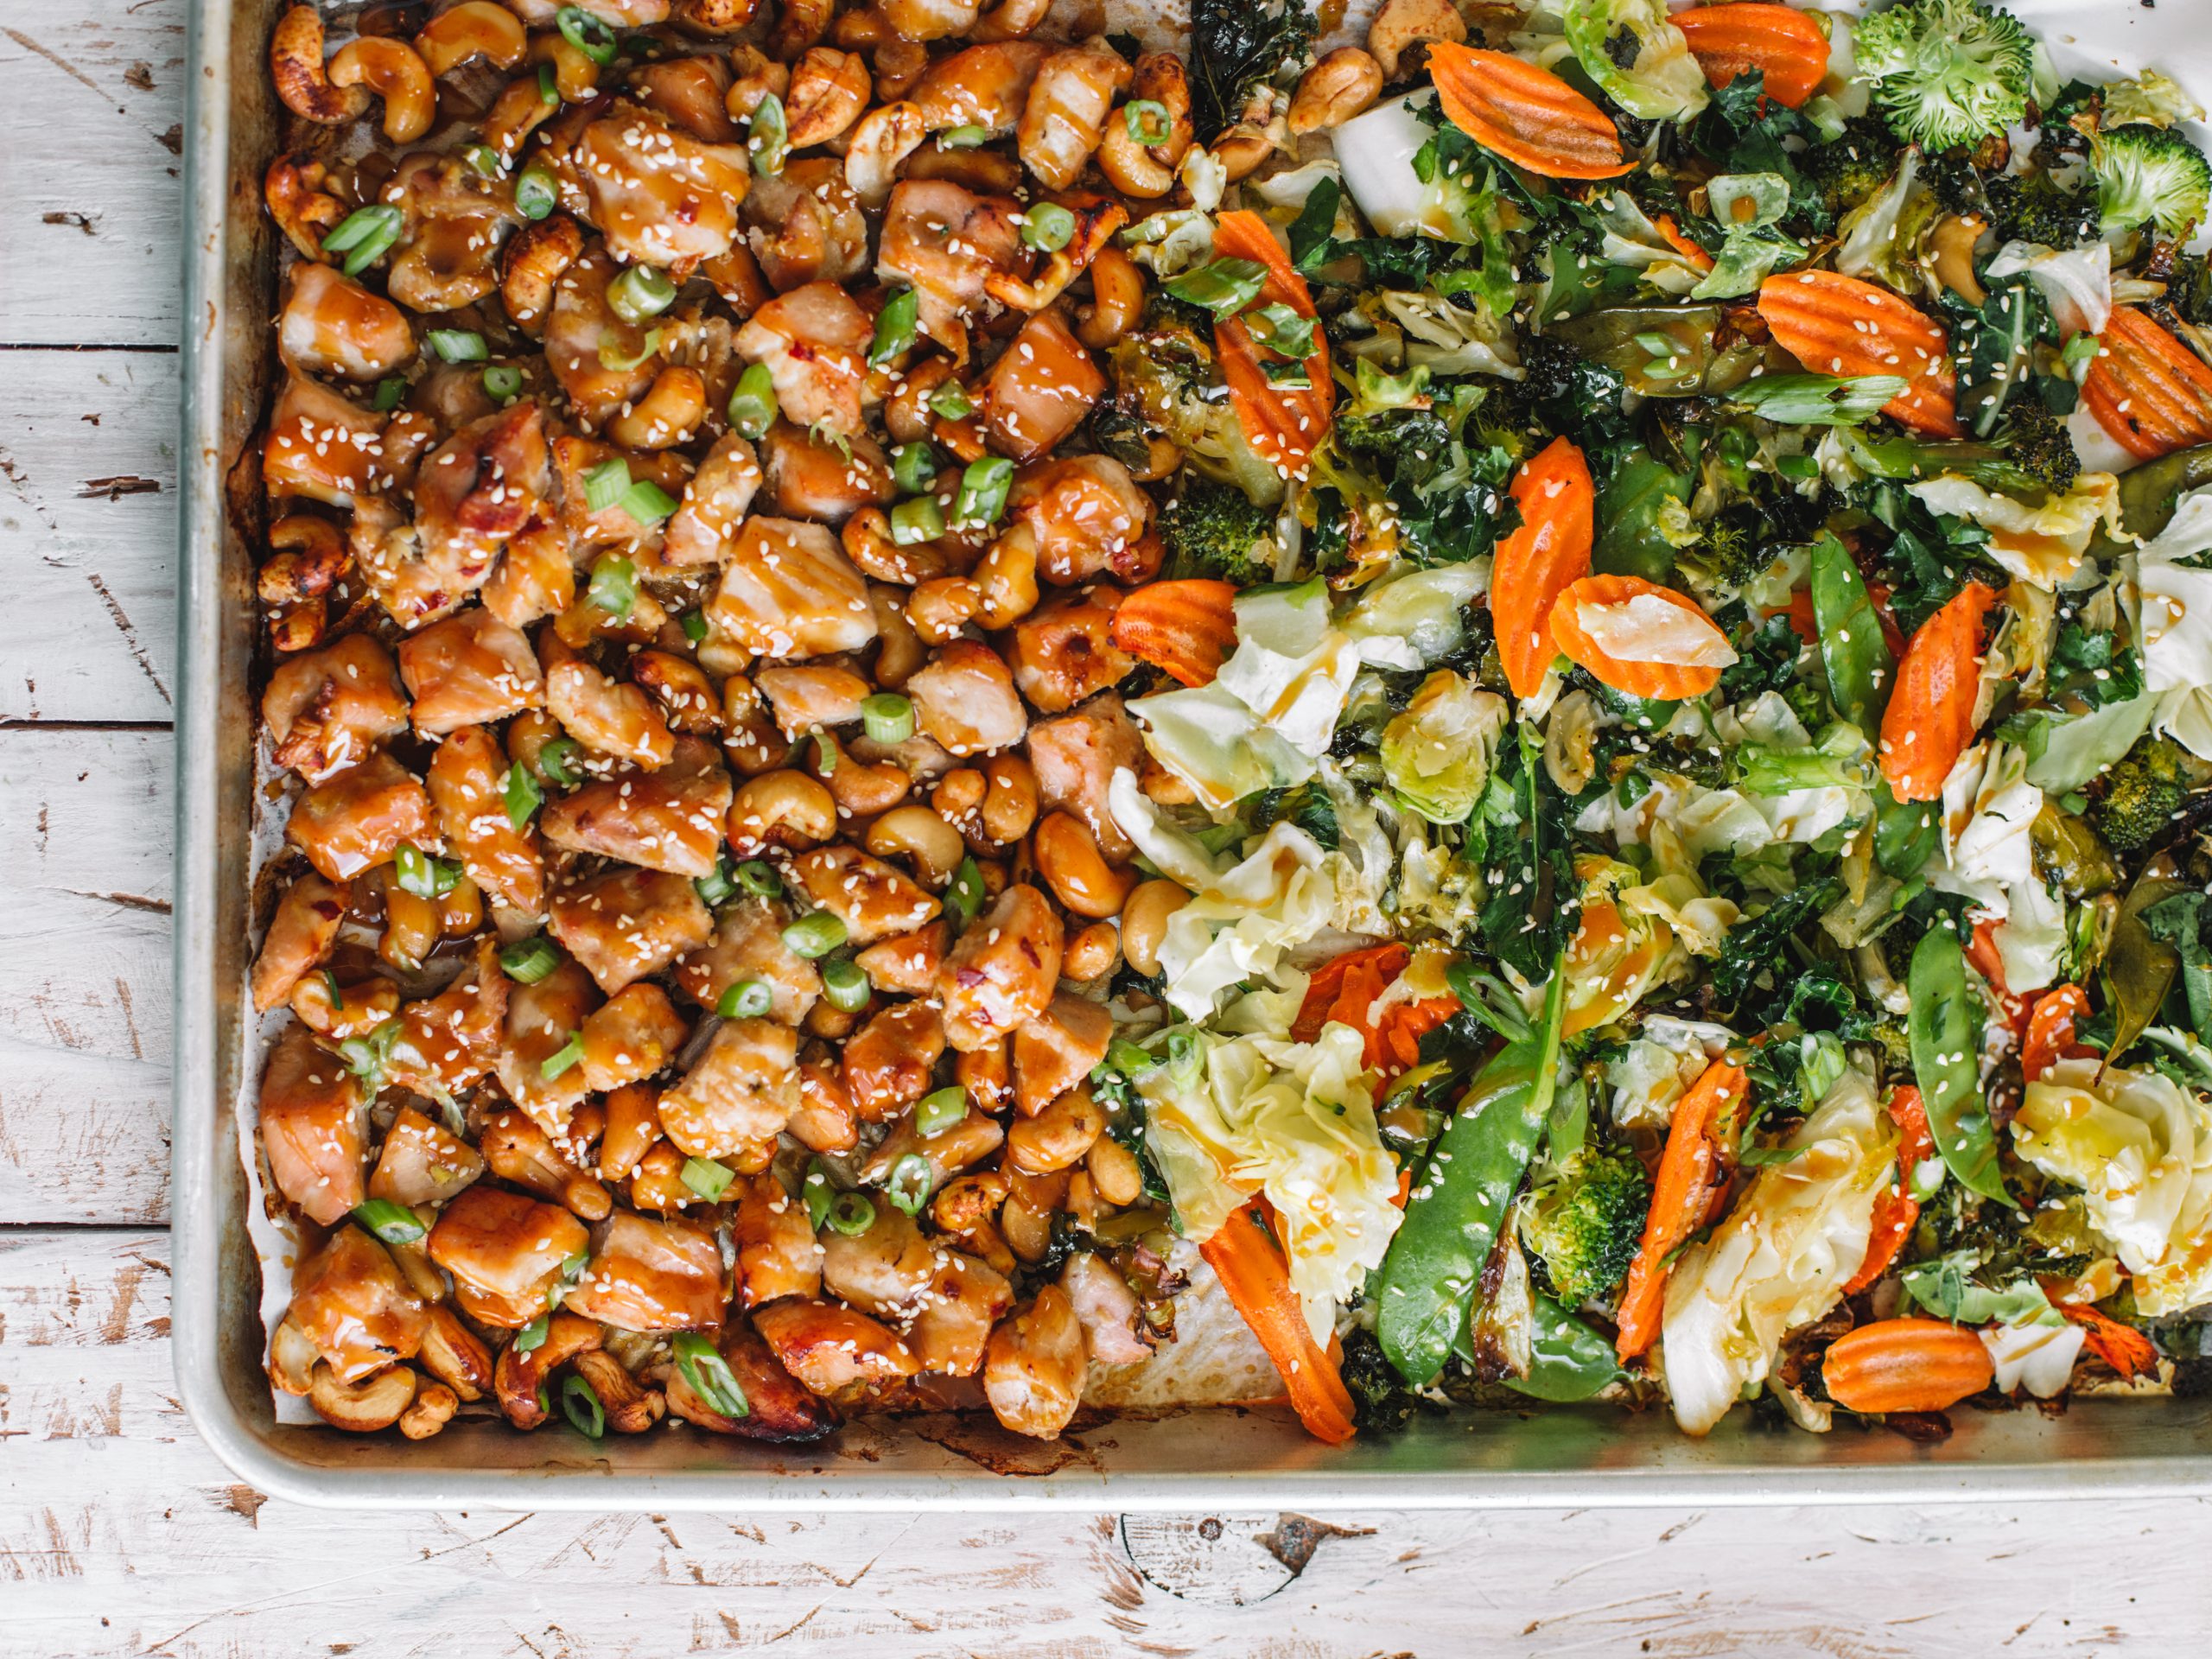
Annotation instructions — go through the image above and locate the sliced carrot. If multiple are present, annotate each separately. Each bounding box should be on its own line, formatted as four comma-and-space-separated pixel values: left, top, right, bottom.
1490, 436, 1594, 699
2022, 983, 2091, 1084
1616, 1058, 1749, 1361
1757, 269, 1961, 438
1841, 1087, 1935, 1297
1109, 578, 1239, 688
1654, 213, 1717, 272
1291, 942, 1455, 1076
2044, 1290, 2162, 1381
1878, 581, 1999, 803
1200, 1200, 1358, 1444
2082, 305, 2212, 461
1773, 588, 1818, 644
1427, 41, 1634, 181
1548, 572, 1734, 701
1672, 3, 1831, 108
1967, 917, 2032, 1039
1823, 1318, 1994, 1413
1211, 209, 1333, 480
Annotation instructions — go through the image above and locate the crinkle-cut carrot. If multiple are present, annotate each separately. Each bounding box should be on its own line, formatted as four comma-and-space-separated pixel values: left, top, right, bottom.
1673, 3, 1831, 108
1548, 572, 1734, 701
1200, 1200, 1358, 1444
2044, 1290, 2161, 1381
1108, 578, 1239, 688
1841, 1087, 1933, 1297
2082, 305, 2212, 461
1758, 270, 1961, 438
1878, 581, 1999, 803
1822, 1318, 1994, 1413
1427, 41, 1634, 181
1211, 209, 1333, 480
1616, 1058, 1748, 1360
2021, 983, 2092, 1083
1491, 436, 1595, 699
1293, 942, 1458, 1077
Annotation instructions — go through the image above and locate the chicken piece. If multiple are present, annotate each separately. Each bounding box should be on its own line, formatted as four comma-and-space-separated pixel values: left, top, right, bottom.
819, 1201, 941, 1319
751, 1298, 919, 1401
537, 734, 734, 878
661, 432, 761, 566
905, 640, 1027, 757
788, 844, 942, 945
397, 607, 545, 735
386, 937, 510, 1097
1006, 588, 1133, 715
662, 1314, 840, 1442
909, 1245, 1014, 1376
734, 281, 874, 438
982, 1283, 1085, 1438
735, 1174, 824, 1306
277, 262, 416, 382
426, 723, 546, 913
544, 248, 664, 423
1012, 992, 1113, 1116
563, 1211, 726, 1331
547, 865, 714, 995
841, 998, 947, 1121
251, 870, 352, 1013
289, 1224, 431, 1381
427, 1184, 592, 1327
1024, 693, 1141, 861
743, 157, 872, 293
553, 434, 696, 554
572, 102, 753, 267
707, 516, 880, 660
543, 638, 677, 770
658, 1016, 801, 1160
368, 1104, 486, 1208
753, 663, 872, 736
1010, 454, 1152, 585
936, 883, 1063, 1051
349, 496, 465, 632
412, 403, 553, 596
629, 51, 737, 140
285, 751, 435, 881
264, 372, 389, 507
262, 635, 412, 785
760, 422, 896, 524
979, 308, 1103, 461
1060, 1252, 1151, 1364
580, 982, 690, 1093
632, 650, 724, 734
792, 1058, 861, 1153
875, 179, 1024, 353
492, 957, 600, 1135
857, 1098, 1004, 1188
384, 149, 523, 315
258, 1022, 368, 1227
1017, 40, 1130, 191
852, 920, 945, 996
673, 899, 823, 1024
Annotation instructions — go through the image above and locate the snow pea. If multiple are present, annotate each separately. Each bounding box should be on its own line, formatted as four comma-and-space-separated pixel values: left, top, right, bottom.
1808, 535, 1890, 734
1594, 447, 1694, 582
2107, 864, 2188, 1065
1873, 779, 1940, 880
1552, 305, 1778, 397
1907, 925, 2012, 1207
1504, 1292, 1619, 1403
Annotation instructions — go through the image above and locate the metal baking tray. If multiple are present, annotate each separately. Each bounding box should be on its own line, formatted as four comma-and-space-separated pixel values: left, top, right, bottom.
172, 0, 2212, 1509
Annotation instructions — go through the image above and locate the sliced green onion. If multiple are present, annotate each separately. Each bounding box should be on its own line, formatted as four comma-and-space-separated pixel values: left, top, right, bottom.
884, 1154, 934, 1217
735, 859, 781, 897
462, 142, 505, 178
1123, 99, 1170, 145
395, 842, 461, 899
948, 856, 985, 922
888, 494, 944, 545
718, 978, 773, 1018
861, 692, 914, 745
515, 1313, 550, 1355
582, 458, 632, 513
937, 123, 989, 148
927, 380, 973, 421
869, 287, 920, 366
516, 161, 559, 219
682, 1156, 735, 1201
537, 1382, 552, 1417
821, 957, 871, 1013
1634, 330, 1679, 359
672, 1331, 751, 1418
951, 456, 1014, 527
425, 328, 487, 364
728, 360, 778, 438
337, 1021, 401, 1089
828, 1190, 876, 1235
323, 969, 344, 1009
556, 4, 620, 63
587, 552, 637, 620
1021, 201, 1077, 252
813, 731, 839, 774
596, 326, 661, 372
540, 1030, 586, 1080
891, 442, 938, 494
1163, 257, 1268, 318
353, 1198, 425, 1244
782, 911, 848, 959
915, 1085, 968, 1138
499, 936, 562, 983
681, 608, 709, 645
561, 1373, 606, 1439
804, 1161, 836, 1230
619, 478, 679, 525
749, 92, 788, 176
483, 364, 524, 400
537, 60, 560, 102
372, 375, 407, 412
696, 855, 737, 907
321, 203, 404, 277
538, 734, 580, 786
608, 263, 677, 324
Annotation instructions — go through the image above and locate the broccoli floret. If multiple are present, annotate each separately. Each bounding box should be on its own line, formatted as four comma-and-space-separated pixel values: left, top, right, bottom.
1921, 148, 1992, 218
1854, 0, 2035, 153
1681, 502, 1778, 591
2094, 124, 2212, 238
1338, 1327, 1422, 1432
1520, 1147, 1651, 1307
1984, 168, 2102, 248
2168, 252, 2212, 328
2093, 736, 2193, 854
1160, 476, 1276, 586
1993, 399, 2081, 495
1796, 116, 1910, 219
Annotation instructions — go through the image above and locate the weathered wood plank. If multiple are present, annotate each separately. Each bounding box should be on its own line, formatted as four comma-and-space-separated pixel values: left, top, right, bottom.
0, 349, 181, 725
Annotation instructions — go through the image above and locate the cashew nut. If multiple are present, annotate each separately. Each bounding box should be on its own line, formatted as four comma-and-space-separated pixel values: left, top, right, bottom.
484, 72, 560, 162
971, 521, 1039, 630
501, 213, 585, 335
482, 1109, 613, 1221
1075, 246, 1144, 349
598, 1082, 664, 1183
1062, 919, 1121, 982
1087, 1134, 1143, 1205
722, 44, 791, 121
1118, 879, 1189, 976
865, 804, 966, 885
270, 6, 368, 124
414, 0, 527, 77
493, 1313, 601, 1428
1095, 53, 1193, 200
264, 152, 349, 261
329, 38, 437, 144
1006, 1082, 1106, 1174
530, 32, 601, 103
1367, 0, 1466, 81
982, 753, 1039, 844
826, 754, 912, 817
1032, 812, 1138, 919
308, 1361, 420, 1432
572, 1349, 667, 1433
843, 506, 950, 585
679, 0, 762, 33
728, 770, 838, 851
419, 1305, 496, 1402
972, 0, 1052, 41
1931, 213, 1990, 306
1289, 48, 1383, 134
270, 1316, 320, 1395
399, 1380, 460, 1440
784, 47, 872, 148
607, 365, 709, 451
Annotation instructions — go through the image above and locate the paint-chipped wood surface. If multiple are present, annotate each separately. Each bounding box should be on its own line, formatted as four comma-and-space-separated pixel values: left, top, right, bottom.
2, 0, 2210, 1652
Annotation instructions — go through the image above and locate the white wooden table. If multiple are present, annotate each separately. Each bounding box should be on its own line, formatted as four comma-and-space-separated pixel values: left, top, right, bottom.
3, 5, 2209, 1652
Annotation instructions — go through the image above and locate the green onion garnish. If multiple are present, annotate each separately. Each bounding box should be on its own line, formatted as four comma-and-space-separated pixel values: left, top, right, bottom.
927, 380, 973, 421
914, 1086, 967, 1138
539, 1030, 585, 1080
505, 762, 543, 830
821, 957, 871, 1013
735, 860, 781, 897
499, 936, 561, 983
556, 4, 619, 63
538, 734, 580, 786
462, 142, 504, 177
1021, 202, 1077, 252
888, 494, 944, 545
516, 162, 559, 219
322, 969, 344, 1009
884, 1154, 934, 1217
717, 978, 773, 1019
696, 855, 738, 906
561, 1373, 606, 1439
483, 364, 524, 400
372, 376, 407, 412
596, 326, 661, 373
782, 911, 847, 959
337, 1021, 401, 1089
582, 457, 632, 514
681, 608, 709, 645
619, 478, 678, 525
728, 361, 778, 439
587, 552, 637, 620
425, 328, 487, 364
813, 731, 839, 774
394, 842, 461, 899
607, 263, 677, 324
749, 92, 788, 176
951, 456, 1014, 527
828, 1190, 876, 1235
515, 1313, 550, 1355
804, 1162, 836, 1230
537, 60, 560, 102
869, 287, 920, 366
673, 1332, 751, 1418
860, 692, 914, 745
1163, 257, 1268, 318
353, 1198, 425, 1244
681, 1156, 734, 1201
937, 123, 989, 148
891, 442, 938, 494
321, 204, 404, 277
1123, 99, 1170, 145
948, 856, 985, 922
